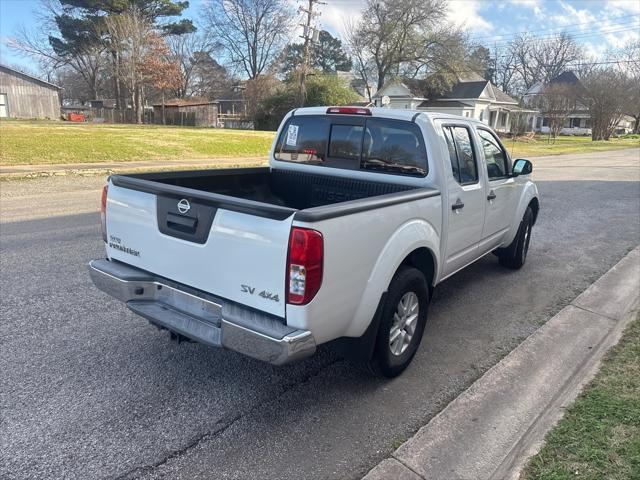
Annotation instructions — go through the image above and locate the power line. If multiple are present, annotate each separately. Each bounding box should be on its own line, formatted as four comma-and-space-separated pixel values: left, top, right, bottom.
480, 25, 640, 50
469, 13, 640, 41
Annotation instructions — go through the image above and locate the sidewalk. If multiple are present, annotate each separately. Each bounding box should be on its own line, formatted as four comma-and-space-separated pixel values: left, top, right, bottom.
363, 246, 640, 480
0, 156, 266, 179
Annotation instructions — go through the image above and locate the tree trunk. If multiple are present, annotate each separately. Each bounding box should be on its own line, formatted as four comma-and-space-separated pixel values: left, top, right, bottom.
136, 86, 143, 124
112, 51, 123, 111
633, 115, 640, 134
131, 92, 136, 124
377, 64, 386, 90
162, 90, 166, 125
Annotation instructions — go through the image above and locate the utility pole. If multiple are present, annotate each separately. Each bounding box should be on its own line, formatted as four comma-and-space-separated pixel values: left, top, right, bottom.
298, 0, 325, 107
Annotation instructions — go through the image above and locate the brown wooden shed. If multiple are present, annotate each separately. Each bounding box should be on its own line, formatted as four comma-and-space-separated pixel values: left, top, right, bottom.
0, 64, 61, 119
152, 100, 219, 127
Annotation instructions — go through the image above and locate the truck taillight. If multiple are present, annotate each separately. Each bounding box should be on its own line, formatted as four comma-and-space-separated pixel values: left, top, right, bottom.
100, 185, 108, 243
286, 227, 323, 305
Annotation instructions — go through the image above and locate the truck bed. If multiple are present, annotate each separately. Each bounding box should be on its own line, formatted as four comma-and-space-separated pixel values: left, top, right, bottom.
110, 167, 439, 221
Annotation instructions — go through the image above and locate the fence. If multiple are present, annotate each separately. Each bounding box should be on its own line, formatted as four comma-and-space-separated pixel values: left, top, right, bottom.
87, 107, 154, 124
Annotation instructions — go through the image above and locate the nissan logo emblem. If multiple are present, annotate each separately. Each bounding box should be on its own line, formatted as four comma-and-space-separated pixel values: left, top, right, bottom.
177, 198, 191, 214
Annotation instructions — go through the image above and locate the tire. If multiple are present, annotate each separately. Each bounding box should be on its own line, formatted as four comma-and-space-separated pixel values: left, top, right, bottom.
367, 266, 429, 378
498, 206, 534, 270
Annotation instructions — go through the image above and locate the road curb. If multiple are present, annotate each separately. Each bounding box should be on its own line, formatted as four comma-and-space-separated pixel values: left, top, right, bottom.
363, 246, 640, 480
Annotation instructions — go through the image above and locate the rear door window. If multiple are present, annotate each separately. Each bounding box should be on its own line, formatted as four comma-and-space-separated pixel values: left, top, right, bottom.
443, 126, 478, 184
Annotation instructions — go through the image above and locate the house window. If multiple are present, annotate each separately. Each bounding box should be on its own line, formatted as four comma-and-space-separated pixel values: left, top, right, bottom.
500, 113, 507, 127
479, 111, 484, 121
542, 117, 549, 127
586, 118, 592, 128
572, 118, 581, 128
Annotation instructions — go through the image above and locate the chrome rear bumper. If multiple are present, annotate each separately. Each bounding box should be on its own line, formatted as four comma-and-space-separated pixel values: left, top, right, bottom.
88, 259, 315, 365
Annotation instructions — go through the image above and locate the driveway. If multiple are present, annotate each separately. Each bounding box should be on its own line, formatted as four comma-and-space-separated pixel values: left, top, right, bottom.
1, 148, 639, 480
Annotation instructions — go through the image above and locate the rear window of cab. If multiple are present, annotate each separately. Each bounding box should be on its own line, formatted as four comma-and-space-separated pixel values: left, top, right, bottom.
274, 115, 428, 177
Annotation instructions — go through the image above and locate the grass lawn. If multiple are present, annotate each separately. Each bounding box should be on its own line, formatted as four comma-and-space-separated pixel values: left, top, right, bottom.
505, 134, 639, 159
1, 120, 638, 166
521, 314, 640, 480
0, 120, 275, 165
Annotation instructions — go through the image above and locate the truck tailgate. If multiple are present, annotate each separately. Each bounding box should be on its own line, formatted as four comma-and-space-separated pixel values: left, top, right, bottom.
105, 182, 294, 317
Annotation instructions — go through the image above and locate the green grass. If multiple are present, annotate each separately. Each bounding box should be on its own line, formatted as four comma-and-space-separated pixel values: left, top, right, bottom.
521, 315, 640, 480
0, 120, 275, 165
1, 120, 638, 166
505, 134, 639, 159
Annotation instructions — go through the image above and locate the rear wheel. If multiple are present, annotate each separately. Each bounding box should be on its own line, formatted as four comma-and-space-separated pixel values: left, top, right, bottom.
498, 206, 534, 269
368, 266, 429, 378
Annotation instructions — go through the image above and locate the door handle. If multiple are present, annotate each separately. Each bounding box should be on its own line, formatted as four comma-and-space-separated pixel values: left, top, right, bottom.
451, 199, 465, 211
487, 190, 497, 201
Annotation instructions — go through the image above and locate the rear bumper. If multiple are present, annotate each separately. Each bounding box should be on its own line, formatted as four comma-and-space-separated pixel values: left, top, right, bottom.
88, 259, 315, 365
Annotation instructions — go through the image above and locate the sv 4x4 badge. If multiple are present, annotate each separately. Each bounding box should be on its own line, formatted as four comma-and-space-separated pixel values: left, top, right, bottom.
241, 284, 280, 302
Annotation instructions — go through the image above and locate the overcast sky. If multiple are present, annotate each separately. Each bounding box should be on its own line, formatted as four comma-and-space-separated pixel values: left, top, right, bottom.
1, 0, 639, 73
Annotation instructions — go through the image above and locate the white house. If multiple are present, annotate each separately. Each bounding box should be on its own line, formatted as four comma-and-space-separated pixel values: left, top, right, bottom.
372, 75, 536, 133
523, 71, 592, 135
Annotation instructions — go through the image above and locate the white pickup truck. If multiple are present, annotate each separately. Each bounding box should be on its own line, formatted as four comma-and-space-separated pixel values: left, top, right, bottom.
90, 107, 539, 377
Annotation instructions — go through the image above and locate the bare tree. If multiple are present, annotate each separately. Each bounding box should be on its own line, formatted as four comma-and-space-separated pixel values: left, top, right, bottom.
582, 67, 629, 141
9, 21, 105, 100
105, 9, 154, 123
167, 32, 222, 98
344, 17, 376, 101
346, 0, 447, 89
490, 44, 520, 95
533, 82, 582, 142
508, 32, 583, 92
614, 41, 640, 133
244, 74, 281, 120
202, 0, 292, 80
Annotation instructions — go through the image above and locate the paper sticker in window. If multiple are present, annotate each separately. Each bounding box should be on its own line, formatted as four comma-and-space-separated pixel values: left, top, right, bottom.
286, 124, 299, 146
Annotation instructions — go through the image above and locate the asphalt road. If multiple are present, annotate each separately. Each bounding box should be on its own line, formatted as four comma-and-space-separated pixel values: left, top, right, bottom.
1, 149, 639, 480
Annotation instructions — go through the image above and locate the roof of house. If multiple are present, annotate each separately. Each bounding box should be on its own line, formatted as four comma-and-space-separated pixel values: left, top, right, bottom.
490, 84, 519, 104
549, 71, 582, 86
374, 77, 518, 105
418, 100, 473, 108
442, 81, 488, 99
525, 71, 588, 98
0, 64, 62, 90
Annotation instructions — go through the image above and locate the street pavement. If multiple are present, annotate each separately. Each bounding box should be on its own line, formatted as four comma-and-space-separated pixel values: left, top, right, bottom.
1, 148, 639, 480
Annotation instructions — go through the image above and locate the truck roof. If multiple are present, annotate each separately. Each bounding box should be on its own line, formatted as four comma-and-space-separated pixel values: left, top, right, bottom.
291, 106, 484, 125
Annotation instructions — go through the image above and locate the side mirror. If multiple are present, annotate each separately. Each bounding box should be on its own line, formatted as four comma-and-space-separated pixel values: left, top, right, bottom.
512, 158, 533, 177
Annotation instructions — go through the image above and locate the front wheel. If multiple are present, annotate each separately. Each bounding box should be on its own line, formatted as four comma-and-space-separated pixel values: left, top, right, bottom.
367, 266, 429, 378
498, 206, 534, 269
